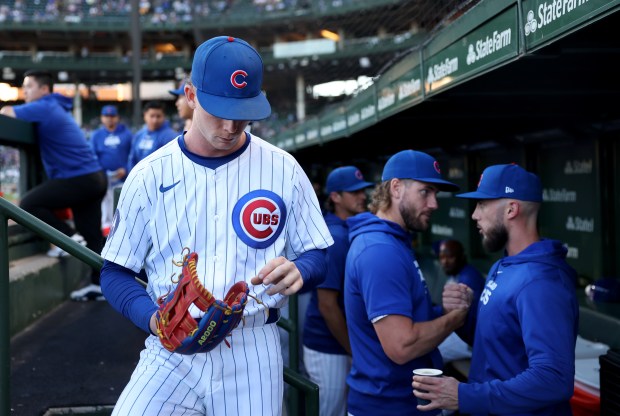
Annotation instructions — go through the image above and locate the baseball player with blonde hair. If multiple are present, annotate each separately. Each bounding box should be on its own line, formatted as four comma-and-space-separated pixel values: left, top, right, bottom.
344, 150, 472, 416
100, 35, 333, 415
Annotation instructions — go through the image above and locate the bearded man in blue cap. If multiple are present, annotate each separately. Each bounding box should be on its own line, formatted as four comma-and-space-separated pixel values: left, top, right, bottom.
344, 149, 473, 416
413, 163, 579, 416
99, 36, 332, 415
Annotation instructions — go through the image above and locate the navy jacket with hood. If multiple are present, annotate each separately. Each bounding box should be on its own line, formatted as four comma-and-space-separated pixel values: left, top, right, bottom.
459, 239, 579, 416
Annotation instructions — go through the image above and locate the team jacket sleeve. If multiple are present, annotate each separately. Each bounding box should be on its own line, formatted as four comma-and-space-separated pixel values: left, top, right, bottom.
100, 260, 158, 334
13, 100, 47, 122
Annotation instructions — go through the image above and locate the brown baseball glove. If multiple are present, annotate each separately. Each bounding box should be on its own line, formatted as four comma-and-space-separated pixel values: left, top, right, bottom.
155, 249, 249, 354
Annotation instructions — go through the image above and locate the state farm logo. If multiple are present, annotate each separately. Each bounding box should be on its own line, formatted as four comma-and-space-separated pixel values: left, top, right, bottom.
524, 10, 538, 36
232, 190, 287, 249
524, 1, 589, 37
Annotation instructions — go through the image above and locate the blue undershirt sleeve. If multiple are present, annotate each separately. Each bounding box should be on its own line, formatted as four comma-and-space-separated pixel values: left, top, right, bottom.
100, 260, 158, 334
294, 248, 327, 294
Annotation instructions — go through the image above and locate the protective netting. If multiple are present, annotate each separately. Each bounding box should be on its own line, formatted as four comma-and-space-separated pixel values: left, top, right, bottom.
0, 0, 479, 135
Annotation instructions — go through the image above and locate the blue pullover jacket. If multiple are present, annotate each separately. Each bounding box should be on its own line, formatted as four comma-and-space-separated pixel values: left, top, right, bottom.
459, 239, 578, 416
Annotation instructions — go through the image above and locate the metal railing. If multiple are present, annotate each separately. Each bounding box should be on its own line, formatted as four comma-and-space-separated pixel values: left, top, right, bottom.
0, 196, 318, 415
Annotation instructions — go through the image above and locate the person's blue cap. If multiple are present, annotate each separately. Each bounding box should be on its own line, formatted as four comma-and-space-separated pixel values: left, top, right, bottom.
456, 163, 542, 202
169, 82, 185, 96
191, 36, 271, 121
326, 166, 374, 194
101, 105, 118, 116
382, 150, 459, 192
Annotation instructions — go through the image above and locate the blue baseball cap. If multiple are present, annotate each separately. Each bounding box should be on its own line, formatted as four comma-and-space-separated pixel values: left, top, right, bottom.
191, 36, 271, 121
382, 150, 459, 192
326, 166, 374, 194
101, 105, 118, 116
456, 164, 542, 202
169, 82, 185, 96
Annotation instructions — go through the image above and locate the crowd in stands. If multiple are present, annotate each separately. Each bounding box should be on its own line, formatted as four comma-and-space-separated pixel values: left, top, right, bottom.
0, 146, 20, 202
0, 0, 338, 25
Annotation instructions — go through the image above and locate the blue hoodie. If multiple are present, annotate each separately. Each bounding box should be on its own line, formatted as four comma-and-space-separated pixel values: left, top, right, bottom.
90, 123, 133, 176
344, 212, 442, 416
13, 93, 102, 179
459, 239, 579, 416
127, 121, 178, 172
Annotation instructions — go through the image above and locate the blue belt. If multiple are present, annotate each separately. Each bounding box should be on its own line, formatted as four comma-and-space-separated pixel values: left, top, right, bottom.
265, 308, 280, 324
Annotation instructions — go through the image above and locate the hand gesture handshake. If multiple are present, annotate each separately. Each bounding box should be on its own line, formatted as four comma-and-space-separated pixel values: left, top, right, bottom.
442, 282, 473, 314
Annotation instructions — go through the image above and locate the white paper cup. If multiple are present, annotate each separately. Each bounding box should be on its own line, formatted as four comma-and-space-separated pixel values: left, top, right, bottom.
413, 368, 443, 406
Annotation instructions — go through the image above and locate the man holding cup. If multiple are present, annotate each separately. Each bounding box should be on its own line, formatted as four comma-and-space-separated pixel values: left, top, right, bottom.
412, 368, 443, 406
413, 164, 578, 415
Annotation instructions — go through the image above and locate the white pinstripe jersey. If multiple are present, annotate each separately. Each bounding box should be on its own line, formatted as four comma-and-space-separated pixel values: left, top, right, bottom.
102, 133, 333, 319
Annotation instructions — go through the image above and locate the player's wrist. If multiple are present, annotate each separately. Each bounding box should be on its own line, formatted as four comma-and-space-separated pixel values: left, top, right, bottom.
149, 313, 158, 336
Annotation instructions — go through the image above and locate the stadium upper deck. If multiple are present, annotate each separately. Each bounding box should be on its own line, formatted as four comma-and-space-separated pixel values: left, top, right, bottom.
0, 0, 474, 114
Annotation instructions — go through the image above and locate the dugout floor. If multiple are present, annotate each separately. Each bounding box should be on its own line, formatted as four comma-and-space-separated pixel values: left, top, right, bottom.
10, 299, 146, 415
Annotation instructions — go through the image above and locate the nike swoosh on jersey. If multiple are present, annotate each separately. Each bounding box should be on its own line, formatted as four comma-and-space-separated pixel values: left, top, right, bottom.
159, 180, 181, 193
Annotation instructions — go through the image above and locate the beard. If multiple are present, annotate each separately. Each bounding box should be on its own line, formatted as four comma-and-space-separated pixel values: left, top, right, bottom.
399, 200, 429, 233
482, 222, 508, 253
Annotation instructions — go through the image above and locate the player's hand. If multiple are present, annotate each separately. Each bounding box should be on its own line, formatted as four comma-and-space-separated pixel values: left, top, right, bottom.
412, 374, 460, 411
250, 256, 303, 296
442, 283, 473, 313
113, 167, 127, 181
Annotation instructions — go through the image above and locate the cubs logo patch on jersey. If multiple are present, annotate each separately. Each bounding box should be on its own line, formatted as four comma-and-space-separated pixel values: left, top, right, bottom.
232, 190, 287, 249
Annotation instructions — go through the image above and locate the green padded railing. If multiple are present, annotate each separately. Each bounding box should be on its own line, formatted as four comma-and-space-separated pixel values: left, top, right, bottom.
0, 195, 318, 416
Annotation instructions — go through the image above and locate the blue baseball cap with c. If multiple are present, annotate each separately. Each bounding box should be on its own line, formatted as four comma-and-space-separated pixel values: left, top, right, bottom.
191, 36, 271, 121
382, 150, 459, 192
326, 166, 374, 194
456, 163, 542, 202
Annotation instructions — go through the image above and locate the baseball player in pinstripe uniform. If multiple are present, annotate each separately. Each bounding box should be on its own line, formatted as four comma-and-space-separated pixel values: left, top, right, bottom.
100, 35, 333, 415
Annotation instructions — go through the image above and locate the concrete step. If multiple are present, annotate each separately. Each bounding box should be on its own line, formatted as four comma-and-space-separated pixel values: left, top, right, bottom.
7, 223, 49, 262
9, 253, 89, 337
